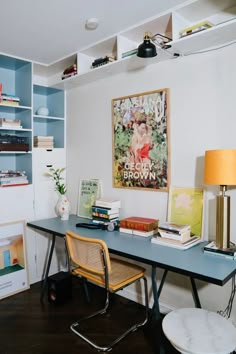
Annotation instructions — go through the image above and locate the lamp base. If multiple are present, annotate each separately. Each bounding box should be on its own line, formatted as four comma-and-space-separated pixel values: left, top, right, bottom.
216, 193, 230, 249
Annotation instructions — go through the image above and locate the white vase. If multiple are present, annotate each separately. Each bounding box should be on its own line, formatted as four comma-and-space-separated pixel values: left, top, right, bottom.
55, 194, 70, 220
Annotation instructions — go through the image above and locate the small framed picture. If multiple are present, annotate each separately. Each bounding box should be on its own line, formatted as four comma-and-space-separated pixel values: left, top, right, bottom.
77, 179, 102, 218
0, 220, 30, 300
168, 186, 204, 238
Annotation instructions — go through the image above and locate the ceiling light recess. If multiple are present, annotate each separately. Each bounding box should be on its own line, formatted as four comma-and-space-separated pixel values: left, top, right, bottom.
85, 18, 99, 30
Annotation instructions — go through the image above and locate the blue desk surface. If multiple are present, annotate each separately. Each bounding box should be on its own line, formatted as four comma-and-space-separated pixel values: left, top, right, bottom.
27, 215, 236, 287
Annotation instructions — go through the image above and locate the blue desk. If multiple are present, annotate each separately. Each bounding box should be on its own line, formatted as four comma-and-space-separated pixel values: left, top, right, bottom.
27, 215, 236, 315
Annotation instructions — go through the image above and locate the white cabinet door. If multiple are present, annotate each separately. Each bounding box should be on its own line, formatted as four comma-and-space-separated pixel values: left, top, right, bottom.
32, 148, 66, 279
33, 148, 66, 219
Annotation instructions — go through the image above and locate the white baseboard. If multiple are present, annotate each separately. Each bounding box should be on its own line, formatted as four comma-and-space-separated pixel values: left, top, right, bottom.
117, 287, 176, 314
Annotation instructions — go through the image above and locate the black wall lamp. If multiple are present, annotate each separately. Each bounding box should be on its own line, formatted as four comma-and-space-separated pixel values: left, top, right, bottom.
137, 32, 179, 58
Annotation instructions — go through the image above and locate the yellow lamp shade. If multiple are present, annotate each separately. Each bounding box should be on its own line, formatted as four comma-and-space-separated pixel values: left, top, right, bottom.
204, 149, 236, 185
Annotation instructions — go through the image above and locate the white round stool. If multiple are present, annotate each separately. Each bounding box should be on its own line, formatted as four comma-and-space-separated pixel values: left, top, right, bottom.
162, 308, 236, 354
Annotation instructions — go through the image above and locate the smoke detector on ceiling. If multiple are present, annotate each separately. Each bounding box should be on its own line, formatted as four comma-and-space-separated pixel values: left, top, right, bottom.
85, 18, 99, 30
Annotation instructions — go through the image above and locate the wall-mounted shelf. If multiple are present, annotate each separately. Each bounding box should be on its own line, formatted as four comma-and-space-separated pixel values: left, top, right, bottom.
33, 85, 65, 148
0, 54, 32, 183
32, 0, 236, 90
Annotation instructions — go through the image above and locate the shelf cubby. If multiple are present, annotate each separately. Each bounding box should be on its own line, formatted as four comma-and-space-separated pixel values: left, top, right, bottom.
44, 0, 236, 90
33, 85, 65, 148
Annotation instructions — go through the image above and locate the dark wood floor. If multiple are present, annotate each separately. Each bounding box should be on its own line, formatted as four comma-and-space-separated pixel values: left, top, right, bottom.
0, 276, 178, 354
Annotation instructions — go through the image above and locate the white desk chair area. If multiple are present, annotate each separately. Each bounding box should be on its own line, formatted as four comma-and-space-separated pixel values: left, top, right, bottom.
162, 308, 236, 354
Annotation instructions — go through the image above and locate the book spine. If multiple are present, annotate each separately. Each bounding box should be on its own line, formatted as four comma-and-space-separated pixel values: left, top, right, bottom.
120, 220, 158, 231
92, 212, 118, 219
0, 183, 29, 187
204, 250, 236, 259
95, 202, 120, 208
204, 248, 236, 257
92, 216, 118, 223
119, 227, 133, 234
92, 206, 115, 214
159, 231, 185, 242
158, 226, 188, 235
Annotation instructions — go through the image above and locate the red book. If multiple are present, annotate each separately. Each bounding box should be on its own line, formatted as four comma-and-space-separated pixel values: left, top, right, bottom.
120, 216, 159, 232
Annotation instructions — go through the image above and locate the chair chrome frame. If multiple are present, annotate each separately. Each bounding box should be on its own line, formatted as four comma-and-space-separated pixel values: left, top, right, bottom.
66, 231, 149, 352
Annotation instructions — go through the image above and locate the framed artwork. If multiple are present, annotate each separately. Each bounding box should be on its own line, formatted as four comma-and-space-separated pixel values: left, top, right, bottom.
112, 88, 170, 190
77, 179, 102, 218
168, 187, 204, 237
0, 220, 29, 300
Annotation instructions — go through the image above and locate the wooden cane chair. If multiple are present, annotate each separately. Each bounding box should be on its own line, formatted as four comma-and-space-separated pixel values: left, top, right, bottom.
66, 230, 149, 352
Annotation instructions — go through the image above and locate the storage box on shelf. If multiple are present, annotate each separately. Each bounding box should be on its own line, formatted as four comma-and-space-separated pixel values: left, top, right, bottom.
43, 0, 236, 90
0, 54, 32, 184
33, 85, 64, 148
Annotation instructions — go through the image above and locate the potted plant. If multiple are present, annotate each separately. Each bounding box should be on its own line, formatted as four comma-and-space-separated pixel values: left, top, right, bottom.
48, 167, 67, 195
47, 168, 70, 220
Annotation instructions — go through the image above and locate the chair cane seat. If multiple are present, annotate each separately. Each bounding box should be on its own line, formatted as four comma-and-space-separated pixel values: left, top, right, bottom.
72, 258, 145, 292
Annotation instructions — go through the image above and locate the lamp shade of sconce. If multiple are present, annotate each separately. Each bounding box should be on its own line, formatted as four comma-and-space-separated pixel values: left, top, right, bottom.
137, 32, 157, 58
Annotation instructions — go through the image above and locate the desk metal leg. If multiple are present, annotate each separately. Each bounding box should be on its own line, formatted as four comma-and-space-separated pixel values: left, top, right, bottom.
190, 277, 201, 308
40, 233, 56, 303
157, 269, 168, 298
151, 266, 161, 321
151, 266, 166, 354
154, 269, 202, 309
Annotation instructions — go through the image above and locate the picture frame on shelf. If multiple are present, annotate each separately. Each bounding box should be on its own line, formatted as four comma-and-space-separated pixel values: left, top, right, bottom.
112, 88, 170, 191
167, 187, 205, 238
77, 179, 102, 219
0, 220, 29, 300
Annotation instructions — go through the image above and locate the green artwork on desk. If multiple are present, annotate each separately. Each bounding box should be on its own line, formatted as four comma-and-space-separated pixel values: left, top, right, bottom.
168, 187, 204, 237
77, 179, 102, 218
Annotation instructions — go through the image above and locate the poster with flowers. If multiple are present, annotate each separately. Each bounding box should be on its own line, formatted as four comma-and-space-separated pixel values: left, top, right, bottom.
112, 88, 170, 190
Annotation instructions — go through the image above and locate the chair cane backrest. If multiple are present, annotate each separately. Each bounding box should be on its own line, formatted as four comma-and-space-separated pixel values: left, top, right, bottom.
66, 231, 111, 276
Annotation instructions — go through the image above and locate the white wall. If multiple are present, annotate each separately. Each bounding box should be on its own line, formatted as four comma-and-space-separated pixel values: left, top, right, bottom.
66, 43, 236, 321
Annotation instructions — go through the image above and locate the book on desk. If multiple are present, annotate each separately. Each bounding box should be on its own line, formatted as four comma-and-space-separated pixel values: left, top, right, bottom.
151, 221, 202, 250
204, 241, 236, 260
151, 234, 202, 250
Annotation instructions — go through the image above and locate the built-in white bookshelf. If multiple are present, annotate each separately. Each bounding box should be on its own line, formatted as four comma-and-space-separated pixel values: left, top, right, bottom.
0, 54, 32, 183
33, 0, 236, 90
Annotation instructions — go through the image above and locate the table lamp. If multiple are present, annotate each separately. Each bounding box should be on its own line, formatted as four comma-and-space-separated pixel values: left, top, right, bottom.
204, 149, 236, 249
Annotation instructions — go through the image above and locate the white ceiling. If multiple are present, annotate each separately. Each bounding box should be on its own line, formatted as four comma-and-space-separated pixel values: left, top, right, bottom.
0, 0, 188, 66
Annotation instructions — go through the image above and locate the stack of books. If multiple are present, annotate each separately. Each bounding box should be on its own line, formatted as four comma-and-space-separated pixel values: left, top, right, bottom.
204, 241, 236, 260
91, 56, 115, 69
0, 118, 22, 129
61, 63, 77, 80
158, 222, 191, 242
91, 198, 121, 227
151, 222, 201, 249
121, 48, 138, 58
0, 170, 29, 187
119, 216, 159, 237
179, 20, 213, 38
34, 136, 54, 148
0, 92, 20, 106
